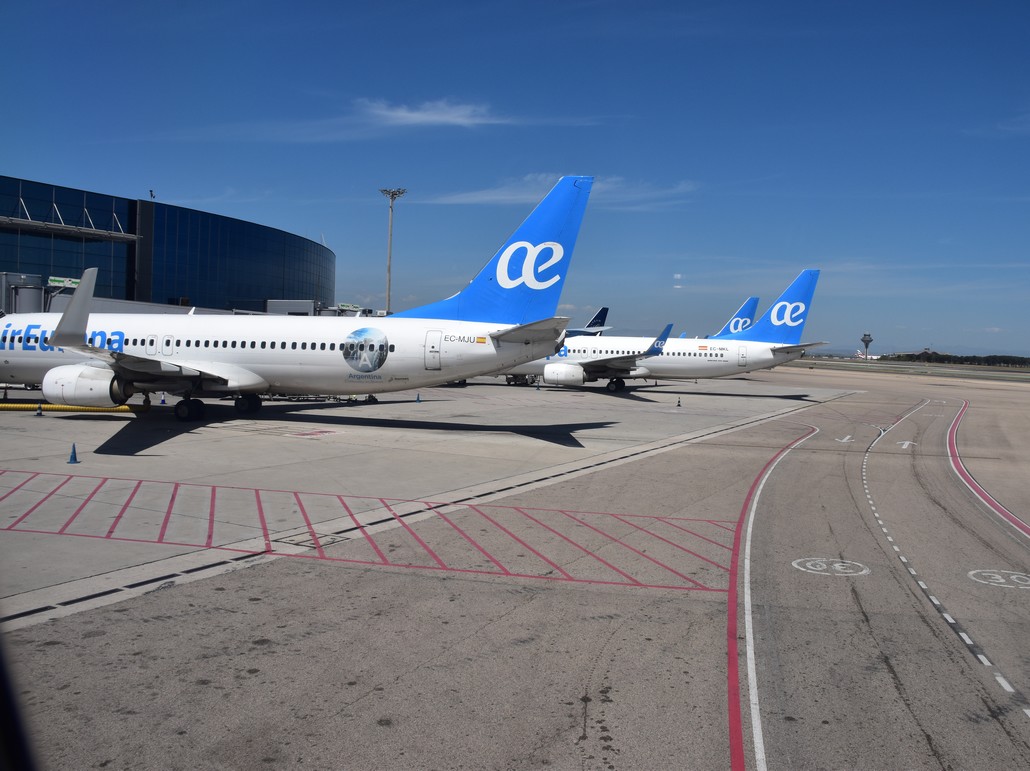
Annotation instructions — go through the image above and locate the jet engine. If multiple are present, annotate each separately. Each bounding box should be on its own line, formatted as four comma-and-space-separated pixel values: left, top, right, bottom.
42, 364, 132, 407
542, 362, 586, 386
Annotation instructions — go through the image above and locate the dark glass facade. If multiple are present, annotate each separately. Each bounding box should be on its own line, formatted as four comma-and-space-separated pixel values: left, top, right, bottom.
0, 176, 335, 312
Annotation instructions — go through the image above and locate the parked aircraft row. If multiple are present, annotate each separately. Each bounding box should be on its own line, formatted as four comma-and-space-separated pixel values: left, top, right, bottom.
0, 175, 822, 419
502, 270, 821, 391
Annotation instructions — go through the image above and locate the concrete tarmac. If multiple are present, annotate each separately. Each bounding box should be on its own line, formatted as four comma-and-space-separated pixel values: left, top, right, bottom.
2, 364, 1028, 769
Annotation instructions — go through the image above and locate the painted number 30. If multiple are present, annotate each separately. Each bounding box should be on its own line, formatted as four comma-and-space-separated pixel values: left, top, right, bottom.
968, 570, 1030, 588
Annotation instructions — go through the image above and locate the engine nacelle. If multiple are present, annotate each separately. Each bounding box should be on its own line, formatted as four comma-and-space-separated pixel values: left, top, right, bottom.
542, 362, 586, 386
42, 364, 131, 407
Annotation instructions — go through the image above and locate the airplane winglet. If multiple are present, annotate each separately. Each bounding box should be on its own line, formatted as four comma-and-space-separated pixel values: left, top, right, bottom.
50, 268, 98, 349
642, 324, 673, 357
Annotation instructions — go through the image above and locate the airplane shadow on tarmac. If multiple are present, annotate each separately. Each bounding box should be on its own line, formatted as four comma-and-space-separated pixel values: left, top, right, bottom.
67, 399, 618, 456
49, 380, 822, 457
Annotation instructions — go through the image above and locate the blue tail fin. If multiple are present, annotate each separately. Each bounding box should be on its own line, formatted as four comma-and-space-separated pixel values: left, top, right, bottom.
393, 176, 593, 324
720, 270, 820, 345
710, 296, 760, 338
583, 306, 609, 330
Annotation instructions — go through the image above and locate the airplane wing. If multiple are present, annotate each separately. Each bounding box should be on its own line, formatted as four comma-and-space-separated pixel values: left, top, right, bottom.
573, 323, 673, 377
47, 267, 268, 392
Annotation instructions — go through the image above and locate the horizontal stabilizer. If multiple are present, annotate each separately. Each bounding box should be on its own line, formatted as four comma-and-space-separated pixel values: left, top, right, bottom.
490, 317, 570, 345
771, 341, 827, 355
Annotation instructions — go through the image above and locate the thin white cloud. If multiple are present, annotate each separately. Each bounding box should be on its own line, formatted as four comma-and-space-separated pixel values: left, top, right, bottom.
427, 175, 700, 210
161, 98, 594, 143
356, 98, 511, 127
997, 112, 1030, 134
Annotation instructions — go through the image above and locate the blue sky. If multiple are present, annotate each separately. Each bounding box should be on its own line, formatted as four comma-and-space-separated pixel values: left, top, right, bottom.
5, 1, 1029, 355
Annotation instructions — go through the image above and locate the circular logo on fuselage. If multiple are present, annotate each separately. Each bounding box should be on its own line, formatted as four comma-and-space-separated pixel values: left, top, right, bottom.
342, 327, 389, 372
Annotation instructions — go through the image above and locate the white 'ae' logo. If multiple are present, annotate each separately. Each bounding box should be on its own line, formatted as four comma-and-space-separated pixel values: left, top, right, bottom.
729, 317, 752, 333
496, 241, 564, 290
769, 301, 806, 327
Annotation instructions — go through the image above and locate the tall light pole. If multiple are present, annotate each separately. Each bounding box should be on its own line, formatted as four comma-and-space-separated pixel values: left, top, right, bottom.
379, 188, 406, 314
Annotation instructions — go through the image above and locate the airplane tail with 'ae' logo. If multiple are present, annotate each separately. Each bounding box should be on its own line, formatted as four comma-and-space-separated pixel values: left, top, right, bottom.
718, 270, 820, 346
393, 176, 594, 326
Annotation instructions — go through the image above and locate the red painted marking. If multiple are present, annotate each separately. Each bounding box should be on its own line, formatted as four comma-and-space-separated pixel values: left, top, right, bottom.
607, 513, 730, 577
655, 518, 734, 552
382, 500, 448, 569
471, 505, 575, 580
0, 472, 41, 508
5, 475, 73, 530
293, 493, 325, 558
254, 490, 271, 552
337, 496, 389, 564
106, 481, 142, 538
948, 400, 1030, 538
58, 478, 108, 534
435, 508, 512, 575
725, 426, 817, 771
157, 483, 180, 543
549, 509, 675, 587
205, 487, 217, 548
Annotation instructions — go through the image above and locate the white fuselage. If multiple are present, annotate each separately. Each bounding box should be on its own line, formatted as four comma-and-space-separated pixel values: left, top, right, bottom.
1, 312, 560, 396
505, 335, 800, 381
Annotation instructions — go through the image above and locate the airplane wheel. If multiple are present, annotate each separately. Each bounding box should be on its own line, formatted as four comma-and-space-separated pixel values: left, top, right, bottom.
606, 379, 620, 392
174, 400, 192, 421
189, 399, 206, 419
614, 378, 626, 391
234, 394, 261, 414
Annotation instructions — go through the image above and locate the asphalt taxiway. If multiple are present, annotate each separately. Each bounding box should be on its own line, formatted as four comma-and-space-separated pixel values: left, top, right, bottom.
2, 365, 1028, 769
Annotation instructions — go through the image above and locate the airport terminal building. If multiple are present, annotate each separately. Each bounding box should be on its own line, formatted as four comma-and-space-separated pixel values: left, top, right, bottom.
0, 175, 335, 314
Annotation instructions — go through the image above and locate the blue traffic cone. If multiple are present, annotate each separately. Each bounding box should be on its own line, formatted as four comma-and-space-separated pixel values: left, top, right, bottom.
160, 392, 166, 405
35, 403, 43, 416
68, 443, 80, 464
416, 393, 421, 403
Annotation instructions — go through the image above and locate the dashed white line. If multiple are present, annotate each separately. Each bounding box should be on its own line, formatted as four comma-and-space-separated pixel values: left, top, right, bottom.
996, 676, 1015, 694
977, 654, 992, 666
959, 632, 974, 645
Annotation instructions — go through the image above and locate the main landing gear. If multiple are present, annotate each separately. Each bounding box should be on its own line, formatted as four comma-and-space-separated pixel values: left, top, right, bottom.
174, 398, 206, 421
605, 378, 626, 392
234, 393, 262, 415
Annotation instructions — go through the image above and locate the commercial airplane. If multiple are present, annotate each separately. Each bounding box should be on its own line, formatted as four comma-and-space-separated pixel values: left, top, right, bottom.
0, 176, 593, 420
567, 307, 610, 337
679, 295, 760, 339
503, 269, 822, 392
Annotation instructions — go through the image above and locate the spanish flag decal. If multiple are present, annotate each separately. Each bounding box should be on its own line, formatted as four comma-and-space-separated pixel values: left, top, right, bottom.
476, 337, 487, 344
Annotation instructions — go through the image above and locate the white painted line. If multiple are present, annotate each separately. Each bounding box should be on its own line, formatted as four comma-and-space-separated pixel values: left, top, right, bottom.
959, 632, 973, 645
881, 527, 889, 533
943, 614, 955, 624
929, 595, 940, 605
886, 535, 894, 542
1023, 708, 1030, 718
977, 654, 992, 666
893, 545, 901, 552
900, 556, 908, 563
996, 675, 1015, 693
907, 568, 917, 576
744, 427, 818, 771
918, 581, 928, 589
